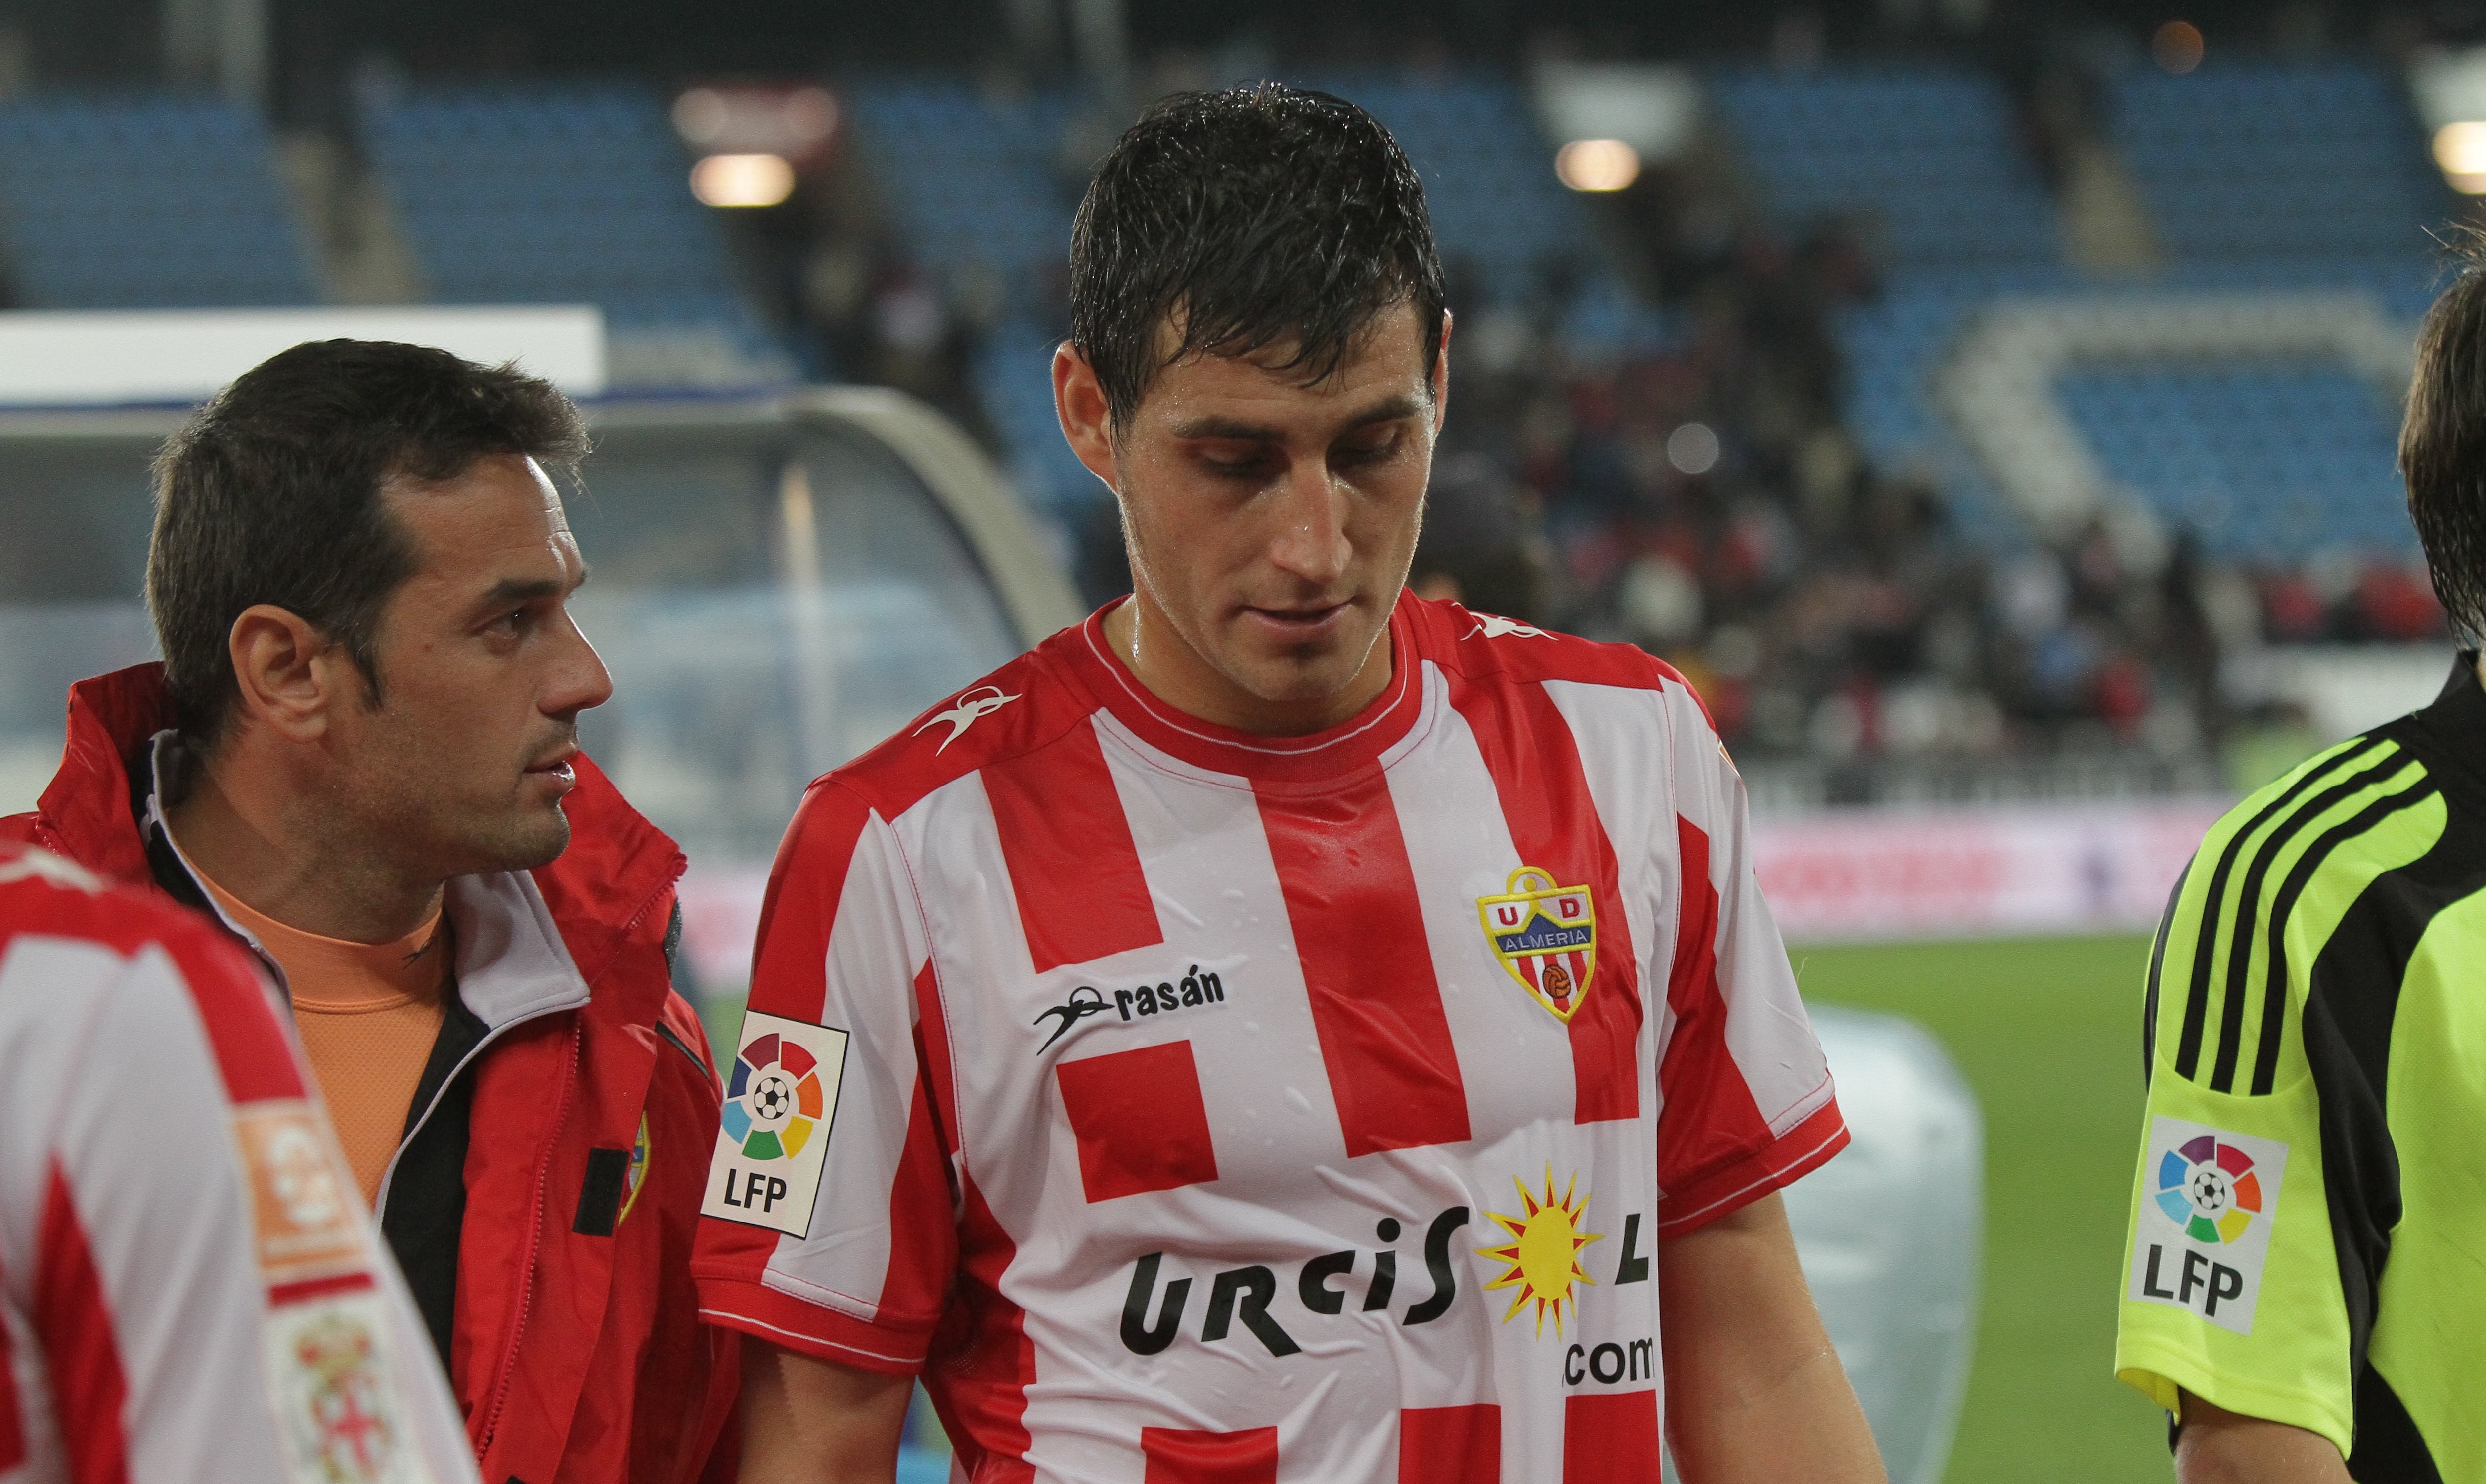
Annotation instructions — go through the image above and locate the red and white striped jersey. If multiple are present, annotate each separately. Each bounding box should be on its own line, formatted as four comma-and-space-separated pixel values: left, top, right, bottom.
694, 593, 1847, 1483
0, 842, 478, 1484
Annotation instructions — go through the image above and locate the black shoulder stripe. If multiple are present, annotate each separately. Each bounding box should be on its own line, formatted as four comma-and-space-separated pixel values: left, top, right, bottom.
2174, 736, 2390, 1081
2230, 781, 2438, 1094
2209, 749, 2416, 1090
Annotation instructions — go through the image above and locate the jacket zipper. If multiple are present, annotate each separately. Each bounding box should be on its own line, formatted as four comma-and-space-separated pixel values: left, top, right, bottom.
475, 1015, 582, 1457
471, 865, 678, 1459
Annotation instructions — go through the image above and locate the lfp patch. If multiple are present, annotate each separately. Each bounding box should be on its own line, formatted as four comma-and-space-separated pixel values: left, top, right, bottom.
1478, 867, 1597, 1023
701, 1011, 847, 1238
2127, 1116, 2289, 1336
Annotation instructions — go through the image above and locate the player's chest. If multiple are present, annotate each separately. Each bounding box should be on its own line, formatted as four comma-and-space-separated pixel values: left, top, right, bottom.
912, 768, 1664, 1178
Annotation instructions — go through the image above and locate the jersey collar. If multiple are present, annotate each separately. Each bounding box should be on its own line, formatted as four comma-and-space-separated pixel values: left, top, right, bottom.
1062, 590, 1432, 785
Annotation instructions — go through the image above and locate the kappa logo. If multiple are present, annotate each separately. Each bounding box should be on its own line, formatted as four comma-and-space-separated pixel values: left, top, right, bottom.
703, 1012, 848, 1238
2128, 1116, 2289, 1336
915, 684, 1020, 752
1468, 613, 1550, 640
1478, 868, 1597, 1023
1033, 966, 1228, 1052
232, 1101, 368, 1287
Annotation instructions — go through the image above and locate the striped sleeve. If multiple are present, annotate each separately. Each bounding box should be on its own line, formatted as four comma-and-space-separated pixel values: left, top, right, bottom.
0, 883, 479, 1484
2115, 735, 2443, 1458
1644, 677, 1846, 1235
692, 779, 958, 1375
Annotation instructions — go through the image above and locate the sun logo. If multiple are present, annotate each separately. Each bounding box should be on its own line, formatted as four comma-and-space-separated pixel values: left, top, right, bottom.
1477, 1167, 1603, 1338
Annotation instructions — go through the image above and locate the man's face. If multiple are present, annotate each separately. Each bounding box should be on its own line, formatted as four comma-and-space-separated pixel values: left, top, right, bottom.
325, 453, 611, 879
1095, 301, 1446, 722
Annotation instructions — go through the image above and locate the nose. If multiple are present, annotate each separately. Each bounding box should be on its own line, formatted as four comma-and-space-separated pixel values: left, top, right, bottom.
1263, 461, 1353, 588
546, 609, 615, 719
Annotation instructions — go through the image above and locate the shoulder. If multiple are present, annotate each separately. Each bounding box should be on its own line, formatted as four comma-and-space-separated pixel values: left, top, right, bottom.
0, 840, 294, 1097
821, 627, 1103, 823
2180, 725, 2446, 919
1410, 595, 1719, 748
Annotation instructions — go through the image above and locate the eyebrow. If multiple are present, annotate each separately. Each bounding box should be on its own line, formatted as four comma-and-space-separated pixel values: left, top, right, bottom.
477, 565, 588, 609
1170, 394, 1426, 443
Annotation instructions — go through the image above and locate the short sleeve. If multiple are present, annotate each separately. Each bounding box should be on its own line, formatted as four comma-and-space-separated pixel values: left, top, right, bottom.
1651, 682, 1847, 1236
2112, 762, 2436, 1459
692, 781, 959, 1375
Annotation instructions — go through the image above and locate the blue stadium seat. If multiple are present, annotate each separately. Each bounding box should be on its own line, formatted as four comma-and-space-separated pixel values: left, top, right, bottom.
2055, 362, 2412, 561
1706, 66, 2062, 269
360, 84, 791, 387
0, 93, 322, 308
2104, 61, 2450, 271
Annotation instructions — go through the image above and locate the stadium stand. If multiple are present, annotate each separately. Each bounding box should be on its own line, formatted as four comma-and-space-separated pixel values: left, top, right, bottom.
1706, 66, 2063, 269
358, 85, 795, 389
0, 94, 322, 308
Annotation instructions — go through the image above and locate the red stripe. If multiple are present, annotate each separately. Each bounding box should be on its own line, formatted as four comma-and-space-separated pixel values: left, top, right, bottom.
34, 1162, 129, 1484
1561, 1390, 1661, 1483
1141, 1425, 1279, 1484
159, 933, 301, 1106
912, 960, 963, 1160
1255, 769, 1471, 1157
749, 781, 878, 1025
1056, 1041, 1220, 1202
1657, 1096, 1849, 1237
265, 1271, 377, 1308
984, 720, 1163, 974
927, 1174, 1036, 1482
883, 1043, 963, 1324
1449, 677, 1644, 1122
0, 1240, 22, 1471
1400, 1404, 1499, 1482
1655, 818, 1776, 1214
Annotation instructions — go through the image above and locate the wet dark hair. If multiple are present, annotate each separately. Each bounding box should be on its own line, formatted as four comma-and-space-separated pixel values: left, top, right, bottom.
1069, 82, 1447, 432
148, 338, 588, 743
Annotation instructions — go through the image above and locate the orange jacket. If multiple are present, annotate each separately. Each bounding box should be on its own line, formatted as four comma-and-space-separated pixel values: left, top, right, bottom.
4, 665, 739, 1484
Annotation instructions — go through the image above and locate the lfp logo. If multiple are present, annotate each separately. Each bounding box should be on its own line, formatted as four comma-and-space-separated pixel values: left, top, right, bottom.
2128, 1117, 2288, 1336
2154, 1134, 2262, 1245
703, 1012, 847, 1238
724, 1032, 824, 1160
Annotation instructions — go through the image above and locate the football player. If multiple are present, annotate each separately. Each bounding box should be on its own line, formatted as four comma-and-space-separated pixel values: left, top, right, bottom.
698, 86, 1881, 1483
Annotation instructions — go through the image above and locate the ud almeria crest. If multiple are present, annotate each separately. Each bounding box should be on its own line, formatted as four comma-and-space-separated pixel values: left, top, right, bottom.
1478, 867, 1597, 1023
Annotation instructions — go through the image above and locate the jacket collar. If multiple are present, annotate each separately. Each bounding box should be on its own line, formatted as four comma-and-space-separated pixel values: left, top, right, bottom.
34, 663, 684, 1028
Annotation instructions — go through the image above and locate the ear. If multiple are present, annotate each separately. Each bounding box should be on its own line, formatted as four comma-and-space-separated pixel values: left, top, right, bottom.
1430, 308, 1453, 434
1052, 342, 1120, 496
225, 604, 353, 744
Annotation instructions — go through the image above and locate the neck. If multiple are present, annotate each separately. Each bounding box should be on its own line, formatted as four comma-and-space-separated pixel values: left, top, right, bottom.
1103, 587, 1396, 737
165, 739, 446, 945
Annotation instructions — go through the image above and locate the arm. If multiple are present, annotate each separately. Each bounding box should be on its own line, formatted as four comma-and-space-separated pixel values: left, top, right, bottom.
2174, 1391, 2352, 1484
1659, 1191, 1884, 1484
736, 1338, 916, 1484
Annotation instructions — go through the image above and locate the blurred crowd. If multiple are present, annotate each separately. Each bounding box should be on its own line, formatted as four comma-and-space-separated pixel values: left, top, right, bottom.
749, 76, 2447, 788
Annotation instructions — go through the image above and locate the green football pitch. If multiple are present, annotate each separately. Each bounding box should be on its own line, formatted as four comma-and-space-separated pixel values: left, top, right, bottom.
1795, 933, 2174, 1484
701, 932, 2178, 1480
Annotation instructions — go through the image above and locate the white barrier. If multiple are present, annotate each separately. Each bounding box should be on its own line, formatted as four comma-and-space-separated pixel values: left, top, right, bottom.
675, 796, 2231, 989
1752, 798, 2230, 943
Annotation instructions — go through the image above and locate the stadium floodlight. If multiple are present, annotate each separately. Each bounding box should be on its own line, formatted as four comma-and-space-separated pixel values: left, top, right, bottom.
1554, 139, 1641, 192
2151, 21, 2205, 75
2435, 121, 2486, 193
692, 153, 797, 209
